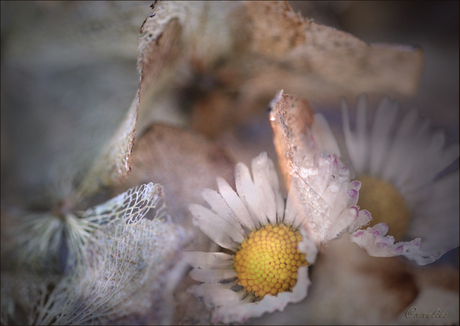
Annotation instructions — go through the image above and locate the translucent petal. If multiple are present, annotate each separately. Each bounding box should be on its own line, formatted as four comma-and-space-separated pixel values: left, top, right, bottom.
311, 113, 341, 156
341, 96, 368, 175
409, 171, 460, 251
369, 97, 398, 176
347, 209, 372, 233
324, 206, 359, 242
350, 223, 446, 265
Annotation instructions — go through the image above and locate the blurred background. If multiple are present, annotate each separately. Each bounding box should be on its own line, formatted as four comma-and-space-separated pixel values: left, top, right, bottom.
1, 2, 458, 324
290, 1, 459, 139
2, 1, 458, 204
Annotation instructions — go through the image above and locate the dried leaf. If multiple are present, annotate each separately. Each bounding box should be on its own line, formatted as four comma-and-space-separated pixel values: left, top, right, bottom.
268, 90, 315, 191
135, 1, 423, 137
269, 90, 354, 243
76, 95, 139, 199
115, 124, 235, 232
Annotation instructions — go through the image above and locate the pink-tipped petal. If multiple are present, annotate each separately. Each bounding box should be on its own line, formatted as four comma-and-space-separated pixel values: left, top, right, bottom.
350, 224, 445, 265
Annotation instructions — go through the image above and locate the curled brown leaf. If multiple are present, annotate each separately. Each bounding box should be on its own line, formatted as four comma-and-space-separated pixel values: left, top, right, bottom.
135, 1, 423, 138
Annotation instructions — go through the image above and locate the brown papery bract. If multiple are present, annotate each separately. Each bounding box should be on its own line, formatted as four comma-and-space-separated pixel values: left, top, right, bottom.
114, 124, 235, 248
136, 1, 423, 138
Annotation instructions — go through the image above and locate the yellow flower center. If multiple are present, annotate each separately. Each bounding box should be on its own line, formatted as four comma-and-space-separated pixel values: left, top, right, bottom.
233, 223, 308, 299
357, 175, 411, 242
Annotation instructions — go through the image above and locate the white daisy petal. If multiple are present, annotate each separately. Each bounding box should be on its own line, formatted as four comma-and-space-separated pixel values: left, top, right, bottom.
409, 171, 460, 251
184, 251, 233, 269
347, 208, 372, 233
235, 162, 265, 226
350, 223, 445, 265
266, 157, 285, 221
341, 96, 369, 175
202, 188, 244, 235
211, 265, 311, 324
398, 133, 444, 193
252, 153, 278, 224
189, 204, 242, 250
189, 267, 237, 283
311, 113, 341, 156
216, 177, 256, 231
436, 143, 460, 176
188, 283, 245, 309
355, 95, 370, 173
347, 179, 361, 206
284, 187, 299, 226
207, 225, 316, 324
395, 108, 419, 140
381, 109, 420, 183
369, 97, 398, 176
187, 143, 356, 323
341, 96, 458, 265
324, 206, 359, 242
298, 226, 318, 264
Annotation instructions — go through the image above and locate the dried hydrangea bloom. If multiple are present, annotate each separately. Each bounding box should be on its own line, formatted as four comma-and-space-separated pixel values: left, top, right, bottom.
1, 183, 189, 325
341, 95, 459, 265
186, 150, 370, 323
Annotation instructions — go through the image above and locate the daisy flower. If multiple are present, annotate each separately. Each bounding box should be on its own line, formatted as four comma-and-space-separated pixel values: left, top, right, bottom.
185, 108, 372, 323
185, 153, 316, 323
341, 95, 459, 265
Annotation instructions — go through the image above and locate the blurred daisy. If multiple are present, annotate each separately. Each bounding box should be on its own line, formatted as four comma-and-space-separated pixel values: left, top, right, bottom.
186, 148, 368, 323
341, 95, 459, 265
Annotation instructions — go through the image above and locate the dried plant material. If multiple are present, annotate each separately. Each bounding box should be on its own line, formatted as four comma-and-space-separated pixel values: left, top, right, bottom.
269, 90, 315, 191
135, 1, 424, 137
109, 124, 235, 324
1, 271, 62, 325
116, 124, 235, 234
77, 95, 139, 199
2, 183, 189, 325
269, 90, 352, 243
35, 218, 186, 325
